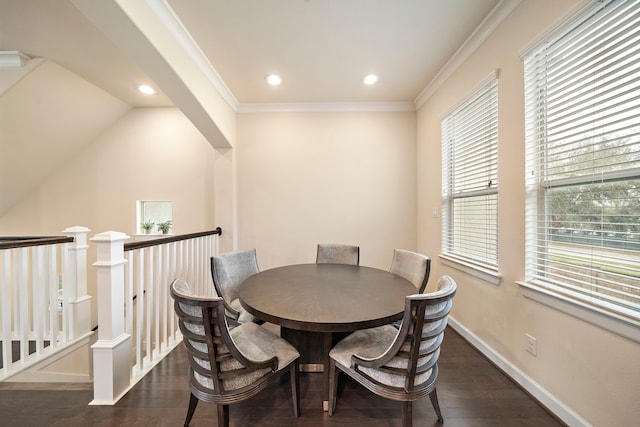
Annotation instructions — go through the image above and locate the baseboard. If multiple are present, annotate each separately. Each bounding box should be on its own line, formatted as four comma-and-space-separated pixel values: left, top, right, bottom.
1, 333, 93, 383
7, 370, 90, 383
447, 316, 591, 427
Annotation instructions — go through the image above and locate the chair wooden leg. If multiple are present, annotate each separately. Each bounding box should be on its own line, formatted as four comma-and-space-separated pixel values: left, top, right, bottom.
290, 361, 301, 418
184, 393, 198, 426
328, 359, 339, 415
429, 388, 444, 423
217, 404, 229, 427
401, 401, 413, 427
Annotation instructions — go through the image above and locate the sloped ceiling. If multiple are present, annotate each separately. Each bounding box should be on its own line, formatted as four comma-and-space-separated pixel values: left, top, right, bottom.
0, 0, 173, 107
0, 60, 130, 217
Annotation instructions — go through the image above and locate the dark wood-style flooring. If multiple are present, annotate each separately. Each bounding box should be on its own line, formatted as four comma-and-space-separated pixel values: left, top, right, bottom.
0, 327, 564, 426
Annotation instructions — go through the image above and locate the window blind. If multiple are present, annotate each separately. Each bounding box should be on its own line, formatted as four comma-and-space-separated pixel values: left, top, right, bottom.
524, 0, 640, 319
442, 77, 498, 268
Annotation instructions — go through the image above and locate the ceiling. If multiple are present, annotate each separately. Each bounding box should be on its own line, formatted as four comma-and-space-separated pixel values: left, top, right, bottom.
0, 0, 513, 110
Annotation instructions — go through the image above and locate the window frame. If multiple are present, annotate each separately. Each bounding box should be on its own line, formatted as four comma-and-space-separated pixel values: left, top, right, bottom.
522, 0, 640, 334
440, 71, 500, 279
136, 200, 173, 235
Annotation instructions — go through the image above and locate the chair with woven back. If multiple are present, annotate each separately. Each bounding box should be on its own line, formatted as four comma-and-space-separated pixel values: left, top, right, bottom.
316, 243, 360, 265
170, 277, 301, 427
328, 275, 456, 426
210, 249, 262, 325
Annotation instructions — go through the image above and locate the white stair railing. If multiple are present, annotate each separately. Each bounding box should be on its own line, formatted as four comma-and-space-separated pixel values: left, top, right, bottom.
0, 226, 92, 380
90, 228, 221, 405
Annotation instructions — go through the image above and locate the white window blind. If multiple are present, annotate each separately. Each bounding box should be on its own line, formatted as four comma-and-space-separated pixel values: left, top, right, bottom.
524, 0, 640, 319
442, 77, 498, 268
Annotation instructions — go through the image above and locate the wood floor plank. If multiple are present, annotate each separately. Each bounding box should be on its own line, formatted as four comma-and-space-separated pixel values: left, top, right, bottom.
0, 327, 565, 426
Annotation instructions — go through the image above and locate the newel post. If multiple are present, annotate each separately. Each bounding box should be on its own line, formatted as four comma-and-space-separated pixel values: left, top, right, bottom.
63, 226, 92, 340
90, 231, 132, 405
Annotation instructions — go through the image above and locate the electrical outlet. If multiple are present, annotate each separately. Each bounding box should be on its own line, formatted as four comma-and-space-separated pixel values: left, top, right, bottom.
432, 208, 439, 218
525, 333, 537, 356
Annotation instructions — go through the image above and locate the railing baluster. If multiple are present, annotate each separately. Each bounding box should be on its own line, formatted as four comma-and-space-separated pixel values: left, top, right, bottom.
169, 241, 177, 342
160, 244, 168, 353
89, 228, 220, 403
154, 245, 161, 358
125, 252, 133, 337
33, 246, 44, 355
17, 248, 29, 364
135, 248, 144, 374
0, 230, 89, 381
145, 246, 153, 367
1, 250, 12, 372
60, 242, 68, 342
47, 246, 57, 349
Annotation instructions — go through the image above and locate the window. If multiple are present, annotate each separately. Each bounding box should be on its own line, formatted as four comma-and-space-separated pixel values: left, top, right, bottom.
524, 0, 640, 321
441, 73, 499, 270
137, 200, 173, 235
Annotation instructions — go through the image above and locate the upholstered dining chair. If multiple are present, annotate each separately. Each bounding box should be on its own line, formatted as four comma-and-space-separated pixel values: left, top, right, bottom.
389, 249, 431, 293
170, 277, 301, 427
328, 275, 456, 427
210, 249, 261, 325
316, 243, 360, 265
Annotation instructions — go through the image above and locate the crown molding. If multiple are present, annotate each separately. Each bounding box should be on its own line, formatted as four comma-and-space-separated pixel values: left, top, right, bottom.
237, 101, 416, 113
0, 50, 30, 68
0, 57, 44, 97
148, 0, 239, 112
149, 0, 522, 114
414, 0, 523, 109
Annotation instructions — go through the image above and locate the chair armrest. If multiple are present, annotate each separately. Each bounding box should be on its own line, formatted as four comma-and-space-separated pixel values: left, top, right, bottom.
351, 353, 386, 369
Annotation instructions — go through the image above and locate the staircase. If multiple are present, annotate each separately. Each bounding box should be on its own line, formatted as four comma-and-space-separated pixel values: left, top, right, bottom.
1, 226, 221, 403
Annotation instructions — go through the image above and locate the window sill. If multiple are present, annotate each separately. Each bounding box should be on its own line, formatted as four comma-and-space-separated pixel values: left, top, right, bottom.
517, 281, 640, 343
439, 254, 502, 286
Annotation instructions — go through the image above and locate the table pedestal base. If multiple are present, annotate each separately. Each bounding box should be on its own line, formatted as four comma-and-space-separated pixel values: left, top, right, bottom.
280, 327, 349, 411
280, 329, 326, 370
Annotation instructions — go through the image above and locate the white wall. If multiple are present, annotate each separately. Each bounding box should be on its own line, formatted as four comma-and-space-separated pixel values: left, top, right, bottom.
416, 1, 640, 426
236, 111, 417, 270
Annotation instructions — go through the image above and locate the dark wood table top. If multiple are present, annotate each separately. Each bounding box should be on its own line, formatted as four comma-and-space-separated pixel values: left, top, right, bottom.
239, 263, 416, 332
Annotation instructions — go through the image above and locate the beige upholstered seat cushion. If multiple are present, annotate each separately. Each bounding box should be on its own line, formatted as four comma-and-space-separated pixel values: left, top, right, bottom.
176, 277, 299, 393
329, 325, 435, 389
192, 321, 299, 391
230, 297, 260, 324
230, 322, 299, 370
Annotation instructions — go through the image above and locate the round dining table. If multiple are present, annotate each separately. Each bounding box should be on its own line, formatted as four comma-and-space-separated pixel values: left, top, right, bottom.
238, 263, 416, 410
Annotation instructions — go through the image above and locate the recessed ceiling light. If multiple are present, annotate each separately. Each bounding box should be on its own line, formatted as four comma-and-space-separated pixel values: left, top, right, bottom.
362, 74, 378, 85
137, 84, 156, 95
265, 74, 282, 86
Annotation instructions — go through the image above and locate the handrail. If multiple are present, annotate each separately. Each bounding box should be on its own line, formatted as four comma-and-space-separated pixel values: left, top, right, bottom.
0, 236, 74, 250
91, 226, 222, 404
0, 226, 91, 381
124, 227, 222, 251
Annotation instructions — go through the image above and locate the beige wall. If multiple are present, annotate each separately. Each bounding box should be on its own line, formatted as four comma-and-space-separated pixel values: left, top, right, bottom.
236, 111, 417, 270
0, 59, 132, 217
1, 107, 217, 327
1, 108, 216, 236
417, 1, 639, 426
